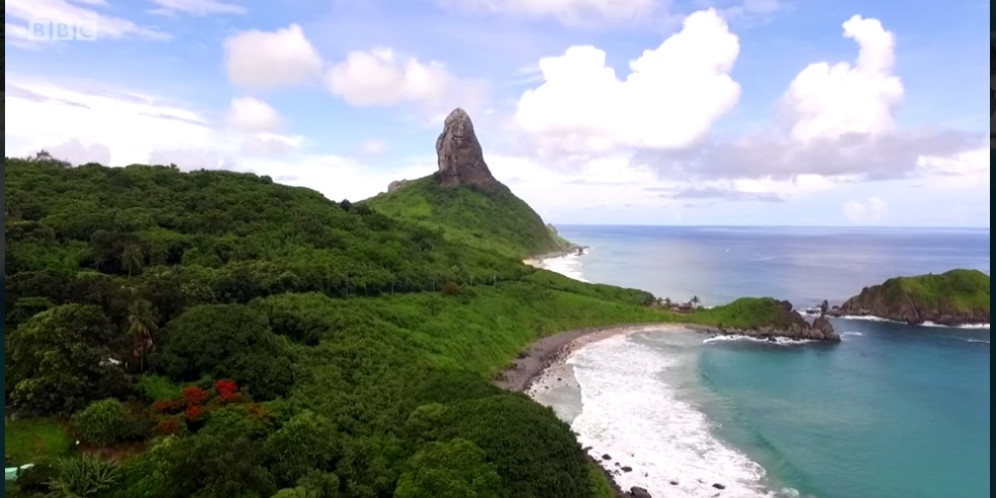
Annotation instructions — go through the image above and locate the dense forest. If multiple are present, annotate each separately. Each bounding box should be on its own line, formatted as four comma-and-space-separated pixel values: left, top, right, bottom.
4, 157, 676, 498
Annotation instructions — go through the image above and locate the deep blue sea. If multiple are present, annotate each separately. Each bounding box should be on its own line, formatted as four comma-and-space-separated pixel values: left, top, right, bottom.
528, 226, 991, 498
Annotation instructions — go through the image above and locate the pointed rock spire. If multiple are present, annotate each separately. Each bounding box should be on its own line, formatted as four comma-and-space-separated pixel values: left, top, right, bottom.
435, 108, 497, 188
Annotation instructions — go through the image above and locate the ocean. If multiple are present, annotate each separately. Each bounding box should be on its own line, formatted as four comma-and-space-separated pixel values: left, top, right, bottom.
528, 226, 990, 498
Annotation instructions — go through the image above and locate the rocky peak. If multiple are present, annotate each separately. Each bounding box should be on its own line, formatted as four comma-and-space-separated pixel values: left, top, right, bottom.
435, 108, 497, 189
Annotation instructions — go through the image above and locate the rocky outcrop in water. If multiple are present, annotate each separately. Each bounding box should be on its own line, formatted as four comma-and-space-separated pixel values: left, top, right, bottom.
830, 269, 990, 326
435, 108, 498, 189
707, 300, 841, 342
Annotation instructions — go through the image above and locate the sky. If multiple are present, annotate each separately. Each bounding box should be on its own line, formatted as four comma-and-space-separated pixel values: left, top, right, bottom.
4, 0, 991, 227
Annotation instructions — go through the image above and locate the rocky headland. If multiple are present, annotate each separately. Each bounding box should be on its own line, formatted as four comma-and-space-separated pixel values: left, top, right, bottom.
828, 269, 990, 326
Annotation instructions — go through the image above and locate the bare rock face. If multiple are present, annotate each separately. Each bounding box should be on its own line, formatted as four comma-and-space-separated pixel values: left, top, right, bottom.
387, 179, 410, 193
435, 108, 497, 188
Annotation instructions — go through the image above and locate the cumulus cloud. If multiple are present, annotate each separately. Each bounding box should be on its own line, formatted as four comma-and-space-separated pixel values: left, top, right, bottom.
843, 196, 887, 223
632, 14, 982, 186
149, 0, 245, 16
224, 24, 323, 90
227, 97, 283, 132
514, 9, 740, 155
5, 0, 169, 42
915, 145, 991, 187
783, 15, 903, 142
433, 0, 657, 25
325, 48, 487, 112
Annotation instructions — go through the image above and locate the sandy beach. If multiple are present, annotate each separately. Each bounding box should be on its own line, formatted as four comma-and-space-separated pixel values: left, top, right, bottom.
495, 322, 691, 394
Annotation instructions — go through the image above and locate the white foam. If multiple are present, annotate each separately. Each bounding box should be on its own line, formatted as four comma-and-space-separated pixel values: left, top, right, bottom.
538, 251, 591, 283
922, 321, 991, 330
841, 331, 864, 336
538, 334, 796, 498
836, 315, 992, 330
702, 335, 817, 346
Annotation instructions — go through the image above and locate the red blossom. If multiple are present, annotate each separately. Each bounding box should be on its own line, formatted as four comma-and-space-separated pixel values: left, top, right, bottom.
185, 404, 204, 421
215, 379, 239, 401
182, 386, 208, 406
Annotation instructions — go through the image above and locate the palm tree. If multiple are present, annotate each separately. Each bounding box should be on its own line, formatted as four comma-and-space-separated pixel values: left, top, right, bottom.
126, 295, 158, 371
664, 297, 672, 309
690, 296, 701, 308
122, 244, 144, 276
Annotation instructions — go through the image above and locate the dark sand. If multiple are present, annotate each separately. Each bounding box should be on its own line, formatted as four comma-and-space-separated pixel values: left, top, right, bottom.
495, 323, 691, 393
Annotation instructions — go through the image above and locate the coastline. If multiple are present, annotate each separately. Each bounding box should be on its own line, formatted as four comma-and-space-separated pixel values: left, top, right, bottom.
494, 322, 694, 498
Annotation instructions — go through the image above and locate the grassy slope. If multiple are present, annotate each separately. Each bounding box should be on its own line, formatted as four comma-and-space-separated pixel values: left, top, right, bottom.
888, 269, 991, 313
365, 175, 567, 259
684, 297, 797, 329
4, 418, 73, 464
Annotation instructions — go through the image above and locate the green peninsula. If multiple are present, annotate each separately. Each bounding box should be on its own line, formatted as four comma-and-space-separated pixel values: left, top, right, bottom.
833, 269, 991, 326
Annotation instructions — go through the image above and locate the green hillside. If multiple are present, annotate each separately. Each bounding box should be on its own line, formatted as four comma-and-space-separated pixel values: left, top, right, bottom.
837, 269, 990, 325
4, 157, 664, 498
365, 174, 571, 259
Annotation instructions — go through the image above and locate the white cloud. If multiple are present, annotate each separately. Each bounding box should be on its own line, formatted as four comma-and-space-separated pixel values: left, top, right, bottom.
325, 48, 487, 112
45, 139, 112, 165
361, 139, 387, 155
783, 15, 903, 142
434, 0, 656, 25
915, 145, 991, 187
514, 9, 740, 155
149, 0, 245, 16
224, 24, 323, 90
843, 196, 887, 223
5, 0, 169, 42
227, 97, 282, 132
4, 78, 238, 166
240, 133, 304, 157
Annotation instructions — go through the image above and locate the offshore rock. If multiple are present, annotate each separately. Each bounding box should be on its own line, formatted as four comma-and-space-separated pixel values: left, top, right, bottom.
435, 108, 498, 189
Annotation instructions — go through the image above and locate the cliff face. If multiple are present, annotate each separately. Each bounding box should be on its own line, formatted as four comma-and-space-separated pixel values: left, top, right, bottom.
833, 269, 990, 326
435, 108, 498, 190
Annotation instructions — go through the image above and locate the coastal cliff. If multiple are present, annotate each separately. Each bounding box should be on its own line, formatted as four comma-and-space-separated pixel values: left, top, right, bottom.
689, 297, 841, 342
831, 269, 990, 326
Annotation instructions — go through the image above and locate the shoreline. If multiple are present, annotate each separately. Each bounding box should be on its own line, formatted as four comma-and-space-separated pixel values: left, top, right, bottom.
494, 322, 697, 498
522, 245, 588, 269
494, 323, 689, 394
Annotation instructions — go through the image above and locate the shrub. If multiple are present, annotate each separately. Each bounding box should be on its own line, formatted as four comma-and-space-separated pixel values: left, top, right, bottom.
442, 281, 462, 296
47, 456, 123, 497
181, 386, 208, 406
137, 375, 182, 402
71, 399, 139, 446
15, 461, 58, 495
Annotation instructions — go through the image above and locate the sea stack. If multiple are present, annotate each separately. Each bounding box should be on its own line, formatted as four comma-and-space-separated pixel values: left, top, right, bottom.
435, 108, 498, 189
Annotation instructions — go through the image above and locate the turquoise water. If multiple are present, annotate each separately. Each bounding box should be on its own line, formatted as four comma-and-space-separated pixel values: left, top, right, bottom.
539, 226, 990, 498
699, 321, 990, 498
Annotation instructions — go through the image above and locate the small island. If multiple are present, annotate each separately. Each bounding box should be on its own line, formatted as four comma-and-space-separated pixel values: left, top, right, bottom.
688, 297, 840, 342
830, 269, 990, 326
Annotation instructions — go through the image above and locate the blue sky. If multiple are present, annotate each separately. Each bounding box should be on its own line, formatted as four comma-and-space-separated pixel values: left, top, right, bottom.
5, 0, 991, 227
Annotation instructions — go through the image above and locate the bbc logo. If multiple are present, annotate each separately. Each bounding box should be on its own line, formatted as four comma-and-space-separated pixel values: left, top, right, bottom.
28, 19, 99, 41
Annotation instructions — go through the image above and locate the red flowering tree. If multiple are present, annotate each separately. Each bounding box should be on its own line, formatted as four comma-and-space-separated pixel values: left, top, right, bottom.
182, 386, 208, 406
186, 404, 204, 421
215, 379, 239, 402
